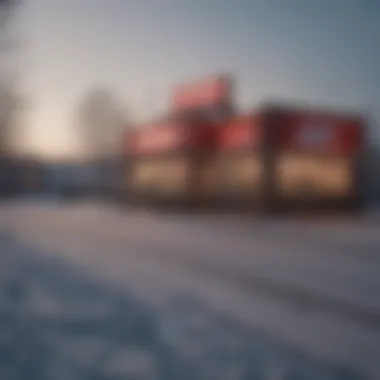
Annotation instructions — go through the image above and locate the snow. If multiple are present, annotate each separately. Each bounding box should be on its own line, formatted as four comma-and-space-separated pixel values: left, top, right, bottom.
0, 200, 379, 379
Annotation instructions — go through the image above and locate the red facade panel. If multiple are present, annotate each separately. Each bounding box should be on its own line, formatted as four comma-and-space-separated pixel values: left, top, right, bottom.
273, 110, 364, 155
217, 115, 260, 151
188, 122, 217, 150
125, 121, 216, 156
127, 121, 185, 155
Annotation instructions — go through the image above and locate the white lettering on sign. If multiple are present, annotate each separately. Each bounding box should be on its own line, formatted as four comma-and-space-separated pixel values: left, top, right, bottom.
173, 76, 229, 110
297, 122, 334, 147
136, 125, 181, 153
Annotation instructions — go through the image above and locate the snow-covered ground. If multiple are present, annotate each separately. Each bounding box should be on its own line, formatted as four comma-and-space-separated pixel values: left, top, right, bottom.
0, 200, 379, 379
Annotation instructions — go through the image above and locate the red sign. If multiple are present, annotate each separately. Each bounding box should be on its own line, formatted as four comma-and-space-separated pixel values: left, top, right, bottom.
217, 115, 259, 150
128, 121, 185, 155
276, 110, 364, 155
171, 74, 232, 111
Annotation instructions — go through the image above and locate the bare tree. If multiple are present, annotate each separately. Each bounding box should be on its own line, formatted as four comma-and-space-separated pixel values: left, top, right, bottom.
77, 87, 127, 161
76, 86, 128, 197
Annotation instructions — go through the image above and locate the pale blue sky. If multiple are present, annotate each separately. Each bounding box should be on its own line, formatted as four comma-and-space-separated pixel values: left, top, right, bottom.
20, 0, 379, 159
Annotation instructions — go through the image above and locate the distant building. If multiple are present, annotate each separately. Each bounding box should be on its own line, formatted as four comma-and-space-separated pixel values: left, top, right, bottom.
43, 162, 102, 196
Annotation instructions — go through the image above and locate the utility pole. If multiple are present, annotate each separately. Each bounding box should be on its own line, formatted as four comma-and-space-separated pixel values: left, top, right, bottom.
0, 0, 21, 197
0, 0, 18, 156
